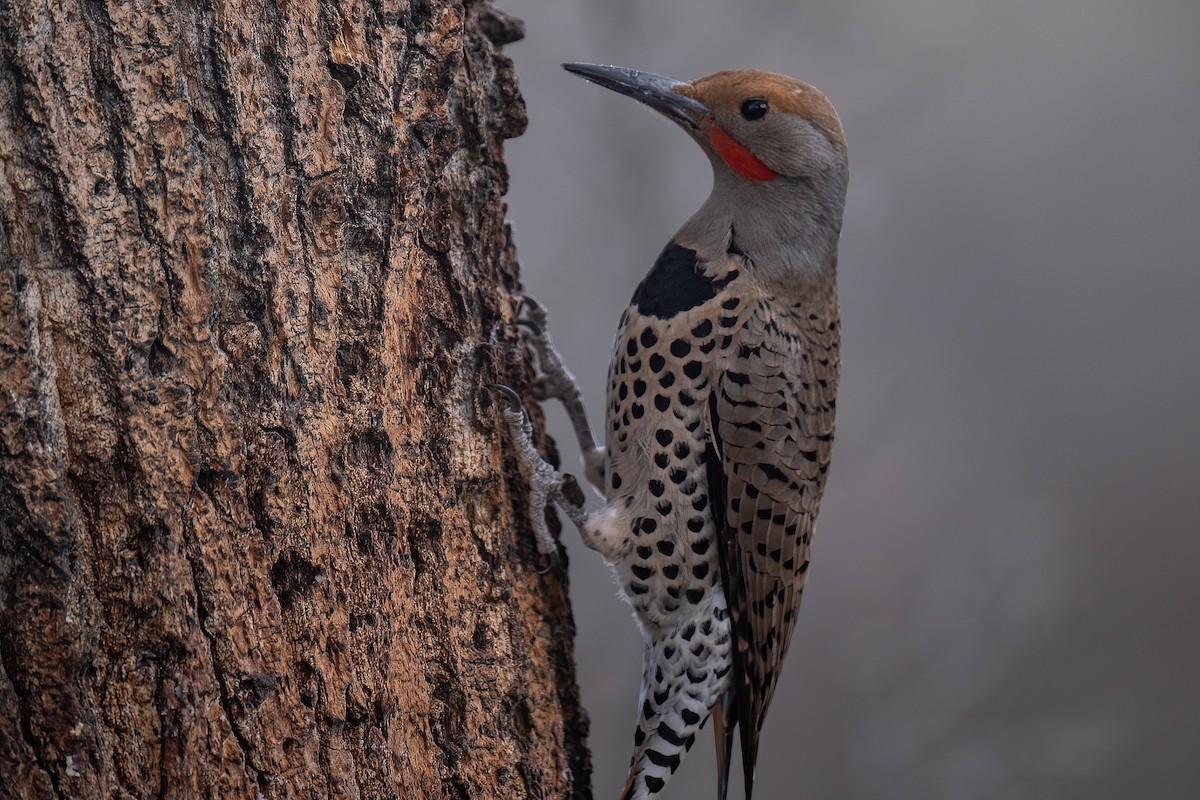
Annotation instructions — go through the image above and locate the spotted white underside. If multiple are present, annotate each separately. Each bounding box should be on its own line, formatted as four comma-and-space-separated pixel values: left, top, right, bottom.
588, 246, 840, 799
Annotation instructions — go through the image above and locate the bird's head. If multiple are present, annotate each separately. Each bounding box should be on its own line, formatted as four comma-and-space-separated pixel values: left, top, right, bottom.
563, 63, 846, 187
564, 63, 847, 274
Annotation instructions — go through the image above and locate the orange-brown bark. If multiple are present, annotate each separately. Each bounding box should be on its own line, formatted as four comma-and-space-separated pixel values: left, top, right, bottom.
0, 1, 590, 797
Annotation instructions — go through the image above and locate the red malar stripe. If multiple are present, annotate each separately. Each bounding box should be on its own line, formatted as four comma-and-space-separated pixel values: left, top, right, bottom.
709, 127, 778, 181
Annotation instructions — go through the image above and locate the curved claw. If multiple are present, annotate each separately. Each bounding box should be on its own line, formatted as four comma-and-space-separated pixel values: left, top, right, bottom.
516, 293, 546, 317
517, 293, 550, 330
486, 383, 525, 414
514, 317, 543, 336
536, 548, 561, 574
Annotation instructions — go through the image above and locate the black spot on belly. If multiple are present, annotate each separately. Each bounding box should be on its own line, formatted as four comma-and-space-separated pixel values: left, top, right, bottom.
657, 722, 688, 747
632, 242, 736, 320
647, 749, 681, 772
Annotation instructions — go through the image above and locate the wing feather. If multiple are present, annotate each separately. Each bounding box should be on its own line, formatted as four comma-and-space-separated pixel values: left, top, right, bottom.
703, 307, 838, 794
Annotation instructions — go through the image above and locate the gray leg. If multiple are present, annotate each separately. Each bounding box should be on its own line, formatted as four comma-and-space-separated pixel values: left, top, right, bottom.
518, 295, 606, 491
491, 385, 590, 554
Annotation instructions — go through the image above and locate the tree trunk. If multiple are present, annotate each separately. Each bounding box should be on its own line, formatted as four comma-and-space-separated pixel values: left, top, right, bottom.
0, 1, 591, 798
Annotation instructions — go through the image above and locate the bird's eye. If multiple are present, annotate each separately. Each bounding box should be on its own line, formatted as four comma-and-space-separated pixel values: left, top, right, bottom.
740, 97, 769, 120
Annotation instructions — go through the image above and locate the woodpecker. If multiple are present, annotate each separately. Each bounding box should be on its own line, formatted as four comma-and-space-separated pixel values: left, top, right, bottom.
496, 62, 847, 800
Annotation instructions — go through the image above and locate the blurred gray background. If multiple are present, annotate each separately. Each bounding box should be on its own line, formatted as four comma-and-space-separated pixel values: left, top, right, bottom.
498, 1, 1200, 797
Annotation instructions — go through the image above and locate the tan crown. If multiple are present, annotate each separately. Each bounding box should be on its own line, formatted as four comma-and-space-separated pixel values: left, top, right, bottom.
677, 70, 847, 160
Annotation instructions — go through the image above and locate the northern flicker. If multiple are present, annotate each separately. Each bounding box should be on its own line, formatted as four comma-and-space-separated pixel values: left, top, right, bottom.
496, 63, 847, 800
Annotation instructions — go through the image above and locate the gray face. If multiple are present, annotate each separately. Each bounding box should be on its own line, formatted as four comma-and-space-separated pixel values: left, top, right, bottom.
678, 107, 848, 280
712, 107, 847, 181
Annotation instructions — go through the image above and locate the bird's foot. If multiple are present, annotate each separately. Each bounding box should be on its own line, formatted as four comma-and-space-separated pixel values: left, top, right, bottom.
515, 294, 602, 485
516, 294, 576, 402
489, 384, 588, 555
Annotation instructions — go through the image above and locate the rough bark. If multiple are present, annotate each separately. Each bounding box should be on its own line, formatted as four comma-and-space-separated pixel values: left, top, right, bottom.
0, 1, 591, 798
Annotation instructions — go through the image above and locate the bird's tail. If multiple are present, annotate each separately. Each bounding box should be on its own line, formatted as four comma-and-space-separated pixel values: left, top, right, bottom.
619, 609, 733, 799
712, 690, 736, 800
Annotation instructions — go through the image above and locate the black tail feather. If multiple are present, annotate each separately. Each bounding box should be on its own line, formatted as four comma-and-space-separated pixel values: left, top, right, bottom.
713, 692, 735, 800
739, 714, 759, 800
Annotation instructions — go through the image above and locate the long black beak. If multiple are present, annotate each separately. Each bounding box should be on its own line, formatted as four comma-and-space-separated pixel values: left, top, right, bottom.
563, 63, 710, 130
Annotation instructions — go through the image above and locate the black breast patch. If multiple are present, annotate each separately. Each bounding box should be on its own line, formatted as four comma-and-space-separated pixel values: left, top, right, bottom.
632, 242, 737, 320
